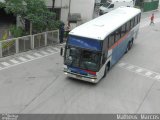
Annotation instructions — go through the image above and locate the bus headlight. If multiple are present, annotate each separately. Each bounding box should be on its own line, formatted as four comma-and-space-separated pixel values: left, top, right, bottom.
64, 72, 68, 75
64, 67, 70, 72
91, 79, 95, 82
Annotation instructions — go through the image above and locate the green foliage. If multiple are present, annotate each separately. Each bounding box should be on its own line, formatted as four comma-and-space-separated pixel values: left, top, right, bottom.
3, 0, 58, 34
1, 31, 8, 40
0, 2, 5, 8
47, 20, 62, 30
2, 39, 15, 49
9, 25, 24, 37
4, 0, 26, 16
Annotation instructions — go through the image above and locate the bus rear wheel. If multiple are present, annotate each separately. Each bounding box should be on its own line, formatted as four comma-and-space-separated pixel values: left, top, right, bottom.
126, 40, 133, 53
129, 40, 133, 49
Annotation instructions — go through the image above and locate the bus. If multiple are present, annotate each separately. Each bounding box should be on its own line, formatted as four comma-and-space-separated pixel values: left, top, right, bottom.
61, 7, 141, 83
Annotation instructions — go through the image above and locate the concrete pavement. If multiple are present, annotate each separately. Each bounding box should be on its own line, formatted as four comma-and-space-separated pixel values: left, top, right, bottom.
0, 9, 160, 113
140, 7, 160, 28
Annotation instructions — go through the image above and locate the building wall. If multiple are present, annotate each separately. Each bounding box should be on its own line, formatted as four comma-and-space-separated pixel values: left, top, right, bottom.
45, 0, 69, 24
60, 0, 70, 24
69, 0, 95, 23
45, 0, 96, 25
143, 0, 159, 12
45, 0, 63, 8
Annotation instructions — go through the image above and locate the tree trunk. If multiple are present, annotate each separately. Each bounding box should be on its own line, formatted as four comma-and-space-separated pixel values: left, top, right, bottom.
30, 22, 32, 35
52, 0, 55, 12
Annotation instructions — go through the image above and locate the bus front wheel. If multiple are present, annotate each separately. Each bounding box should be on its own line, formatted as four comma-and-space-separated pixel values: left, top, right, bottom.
103, 63, 110, 77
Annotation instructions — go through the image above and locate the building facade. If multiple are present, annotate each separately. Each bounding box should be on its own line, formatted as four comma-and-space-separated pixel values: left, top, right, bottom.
135, 0, 159, 12
45, 0, 96, 27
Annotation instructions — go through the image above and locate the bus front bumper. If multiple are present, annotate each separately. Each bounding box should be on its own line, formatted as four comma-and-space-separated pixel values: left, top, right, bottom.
64, 71, 98, 83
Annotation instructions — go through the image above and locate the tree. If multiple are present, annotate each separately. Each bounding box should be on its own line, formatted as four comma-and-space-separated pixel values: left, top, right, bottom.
1, 0, 59, 35
0, 2, 5, 8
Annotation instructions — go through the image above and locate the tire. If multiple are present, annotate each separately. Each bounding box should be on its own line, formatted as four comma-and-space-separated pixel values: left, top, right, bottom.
125, 42, 130, 53
130, 40, 133, 49
126, 41, 132, 53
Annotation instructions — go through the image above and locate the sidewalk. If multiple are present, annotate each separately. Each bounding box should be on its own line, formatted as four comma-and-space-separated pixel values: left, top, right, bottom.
141, 7, 160, 20
140, 7, 160, 28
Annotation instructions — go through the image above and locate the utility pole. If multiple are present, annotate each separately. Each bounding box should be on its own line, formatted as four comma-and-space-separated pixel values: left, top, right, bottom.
68, 0, 71, 26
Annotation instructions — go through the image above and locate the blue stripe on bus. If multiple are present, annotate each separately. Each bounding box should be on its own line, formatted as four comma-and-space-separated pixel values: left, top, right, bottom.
111, 30, 134, 66
68, 66, 96, 76
68, 36, 102, 51
68, 67, 88, 75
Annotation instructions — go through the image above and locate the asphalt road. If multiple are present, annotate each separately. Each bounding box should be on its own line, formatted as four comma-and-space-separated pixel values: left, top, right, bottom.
0, 11, 160, 113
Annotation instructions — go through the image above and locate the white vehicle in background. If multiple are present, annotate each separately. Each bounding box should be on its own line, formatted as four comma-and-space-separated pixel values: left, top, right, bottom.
99, 0, 134, 15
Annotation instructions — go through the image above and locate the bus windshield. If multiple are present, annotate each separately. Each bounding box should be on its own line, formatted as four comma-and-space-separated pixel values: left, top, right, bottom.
64, 46, 101, 72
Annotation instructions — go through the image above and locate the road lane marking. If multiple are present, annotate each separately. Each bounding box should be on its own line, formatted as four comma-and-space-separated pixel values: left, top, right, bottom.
53, 47, 60, 51
118, 62, 160, 81
40, 51, 49, 55
26, 55, 35, 59
46, 49, 55, 53
136, 69, 143, 73
118, 63, 126, 67
155, 75, 160, 80
1, 62, 10, 66
0, 49, 59, 71
34, 53, 42, 57
18, 57, 28, 62
10, 59, 19, 64
126, 65, 134, 70
145, 72, 153, 76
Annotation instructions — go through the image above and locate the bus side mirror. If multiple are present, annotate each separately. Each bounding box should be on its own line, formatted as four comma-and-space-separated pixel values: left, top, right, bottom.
60, 47, 64, 56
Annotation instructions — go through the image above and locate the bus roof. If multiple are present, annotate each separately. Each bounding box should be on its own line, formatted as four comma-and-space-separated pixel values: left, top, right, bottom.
69, 7, 141, 40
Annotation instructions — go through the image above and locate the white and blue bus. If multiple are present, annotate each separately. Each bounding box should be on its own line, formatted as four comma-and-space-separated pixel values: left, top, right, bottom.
61, 7, 141, 83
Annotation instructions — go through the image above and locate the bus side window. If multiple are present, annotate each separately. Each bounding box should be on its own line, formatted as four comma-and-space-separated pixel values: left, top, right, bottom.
138, 13, 141, 23
126, 21, 130, 32
137, 13, 141, 23
103, 37, 108, 51
121, 24, 126, 37
115, 28, 121, 42
130, 18, 134, 29
108, 33, 115, 48
134, 15, 138, 25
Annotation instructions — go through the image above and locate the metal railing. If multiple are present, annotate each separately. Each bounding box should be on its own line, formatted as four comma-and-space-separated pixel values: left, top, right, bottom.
0, 30, 59, 57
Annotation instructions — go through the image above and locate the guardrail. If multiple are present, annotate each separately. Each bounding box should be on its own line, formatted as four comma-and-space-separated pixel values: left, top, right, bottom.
0, 30, 59, 57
